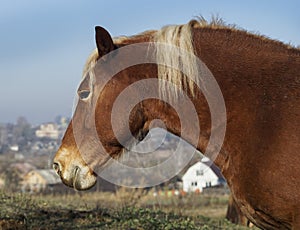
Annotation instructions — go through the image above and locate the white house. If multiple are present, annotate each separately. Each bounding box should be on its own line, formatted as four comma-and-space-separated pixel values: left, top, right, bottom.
182, 158, 226, 193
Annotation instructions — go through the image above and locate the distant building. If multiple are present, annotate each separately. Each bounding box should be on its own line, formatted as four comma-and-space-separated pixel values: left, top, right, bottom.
182, 158, 226, 193
35, 123, 60, 139
10, 145, 19, 152
21, 169, 62, 193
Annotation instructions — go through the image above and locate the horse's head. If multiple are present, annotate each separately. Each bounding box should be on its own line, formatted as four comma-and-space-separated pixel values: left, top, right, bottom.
53, 27, 154, 190
53, 22, 223, 190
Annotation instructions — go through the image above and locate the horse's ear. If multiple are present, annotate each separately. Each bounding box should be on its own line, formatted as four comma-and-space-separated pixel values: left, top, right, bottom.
95, 26, 115, 58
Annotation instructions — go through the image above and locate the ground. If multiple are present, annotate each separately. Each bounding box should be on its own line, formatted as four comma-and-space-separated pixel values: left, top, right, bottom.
0, 189, 257, 230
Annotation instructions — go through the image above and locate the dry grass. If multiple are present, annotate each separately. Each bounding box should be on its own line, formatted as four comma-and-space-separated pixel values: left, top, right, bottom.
0, 190, 257, 229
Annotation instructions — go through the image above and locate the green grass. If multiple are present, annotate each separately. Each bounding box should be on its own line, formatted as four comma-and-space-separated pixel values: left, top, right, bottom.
0, 191, 255, 230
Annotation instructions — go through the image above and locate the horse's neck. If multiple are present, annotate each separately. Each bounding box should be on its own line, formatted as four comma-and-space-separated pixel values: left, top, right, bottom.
192, 27, 300, 168
142, 27, 299, 170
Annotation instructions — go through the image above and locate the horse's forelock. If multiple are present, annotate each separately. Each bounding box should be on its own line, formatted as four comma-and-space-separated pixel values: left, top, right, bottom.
82, 49, 98, 79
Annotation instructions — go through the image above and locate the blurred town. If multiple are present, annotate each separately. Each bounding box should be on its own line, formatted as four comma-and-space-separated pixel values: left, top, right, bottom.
0, 116, 228, 196
0, 116, 71, 193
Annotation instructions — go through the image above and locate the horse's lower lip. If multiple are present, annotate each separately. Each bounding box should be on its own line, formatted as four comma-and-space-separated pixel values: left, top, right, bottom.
59, 165, 97, 190
73, 166, 80, 189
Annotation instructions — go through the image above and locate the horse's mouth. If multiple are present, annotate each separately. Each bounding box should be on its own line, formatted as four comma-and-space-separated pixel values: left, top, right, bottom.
59, 165, 97, 191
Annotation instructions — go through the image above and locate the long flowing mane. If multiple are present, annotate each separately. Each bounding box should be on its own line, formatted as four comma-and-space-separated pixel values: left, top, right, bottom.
153, 17, 233, 99
154, 19, 200, 99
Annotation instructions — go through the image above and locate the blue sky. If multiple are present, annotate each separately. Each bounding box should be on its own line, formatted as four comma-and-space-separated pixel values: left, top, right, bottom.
0, 0, 299, 124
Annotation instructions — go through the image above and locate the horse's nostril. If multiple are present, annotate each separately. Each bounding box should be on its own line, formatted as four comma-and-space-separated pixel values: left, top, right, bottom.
53, 162, 61, 174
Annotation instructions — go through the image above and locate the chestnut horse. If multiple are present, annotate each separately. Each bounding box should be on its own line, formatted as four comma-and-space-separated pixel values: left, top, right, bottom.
53, 19, 300, 229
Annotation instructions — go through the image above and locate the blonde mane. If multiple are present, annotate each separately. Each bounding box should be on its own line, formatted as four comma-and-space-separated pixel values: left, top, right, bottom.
154, 20, 201, 100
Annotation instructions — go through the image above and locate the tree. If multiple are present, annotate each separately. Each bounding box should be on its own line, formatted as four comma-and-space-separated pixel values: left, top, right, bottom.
12, 116, 34, 150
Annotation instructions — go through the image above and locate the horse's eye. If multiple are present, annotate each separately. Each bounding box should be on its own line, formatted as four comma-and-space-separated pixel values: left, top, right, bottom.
78, 90, 90, 100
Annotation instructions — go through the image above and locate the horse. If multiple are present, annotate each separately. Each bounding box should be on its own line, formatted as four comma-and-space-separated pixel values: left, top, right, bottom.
53, 18, 300, 229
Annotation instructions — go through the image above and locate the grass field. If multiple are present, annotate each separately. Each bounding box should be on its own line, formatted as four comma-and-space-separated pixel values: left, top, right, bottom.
0, 189, 257, 230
